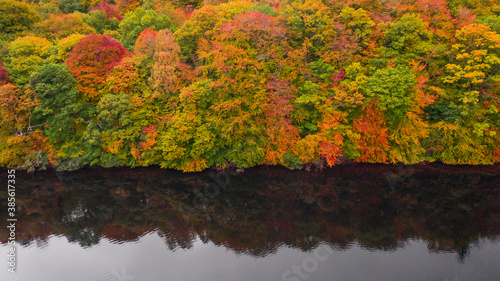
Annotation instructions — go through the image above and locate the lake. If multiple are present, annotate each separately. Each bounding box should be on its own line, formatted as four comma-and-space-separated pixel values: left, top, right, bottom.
1, 164, 499, 281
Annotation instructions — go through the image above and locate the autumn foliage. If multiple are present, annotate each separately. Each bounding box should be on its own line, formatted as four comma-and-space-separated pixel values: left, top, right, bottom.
90, 2, 123, 21
66, 34, 129, 101
353, 102, 390, 163
133, 28, 158, 57
0, 61, 9, 86
1, 0, 500, 171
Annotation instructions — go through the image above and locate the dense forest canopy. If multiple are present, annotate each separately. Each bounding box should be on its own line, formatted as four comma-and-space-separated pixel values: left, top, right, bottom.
0, 0, 500, 172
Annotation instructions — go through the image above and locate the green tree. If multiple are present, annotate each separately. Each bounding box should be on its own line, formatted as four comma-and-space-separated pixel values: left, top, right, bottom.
51, 33, 86, 63
281, 0, 336, 59
170, 0, 203, 8
478, 16, 500, 34
339, 7, 374, 48
365, 65, 417, 124
381, 14, 434, 64
58, 0, 86, 14
34, 3, 61, 20
29, 64, 88, 147
84, 9, 120, 34
5, 36, 53, 87
119, 7, 174, 50
156, 80, 222, 171
83, 93, 132, 167
0, 0, 40, 40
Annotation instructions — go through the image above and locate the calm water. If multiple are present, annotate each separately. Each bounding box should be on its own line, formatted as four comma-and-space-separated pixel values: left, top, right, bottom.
0, 164, 499, 281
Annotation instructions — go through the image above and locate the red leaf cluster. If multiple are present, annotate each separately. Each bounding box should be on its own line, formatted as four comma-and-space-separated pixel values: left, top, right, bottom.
133, 28, 158, 56
353, 102, 390, 163
0, 60, 9, 86
90, 2, 123, 21
66, 34, 129, 101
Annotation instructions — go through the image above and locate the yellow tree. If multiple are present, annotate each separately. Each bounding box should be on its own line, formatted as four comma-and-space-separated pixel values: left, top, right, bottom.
0, 84, 55, 171
281, 0, 336, 60
5, 36, 53, 87
437, 23, 500, 164
174, 0, 252, 61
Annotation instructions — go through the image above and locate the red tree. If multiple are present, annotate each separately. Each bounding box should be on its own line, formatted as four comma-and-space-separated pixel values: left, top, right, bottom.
90, 2, 123, 21
352, 102, 390, 163
66, 34, 129, 102
406, 0, 454, 39
133, 28, 158, 57
115, 0, 140, 14
263, 77, 300, 165
456, 7, 477, 29
0, 60, 9, 86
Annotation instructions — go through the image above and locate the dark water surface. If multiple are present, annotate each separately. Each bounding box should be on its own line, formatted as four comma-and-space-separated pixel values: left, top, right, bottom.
0, 164, 499, 281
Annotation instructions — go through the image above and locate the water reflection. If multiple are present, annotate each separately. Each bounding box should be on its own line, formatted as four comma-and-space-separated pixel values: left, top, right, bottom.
1, 164, 498, 264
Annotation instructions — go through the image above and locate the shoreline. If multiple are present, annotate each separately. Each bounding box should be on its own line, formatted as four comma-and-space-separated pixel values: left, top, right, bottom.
2, 161, 499, 176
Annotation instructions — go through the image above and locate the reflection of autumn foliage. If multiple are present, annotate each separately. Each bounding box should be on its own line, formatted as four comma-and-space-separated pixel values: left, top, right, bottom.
1, 165, 498, 259
103, 222, 151, 243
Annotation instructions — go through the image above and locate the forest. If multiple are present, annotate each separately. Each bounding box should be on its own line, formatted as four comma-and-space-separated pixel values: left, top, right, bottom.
0, 0, 499, 172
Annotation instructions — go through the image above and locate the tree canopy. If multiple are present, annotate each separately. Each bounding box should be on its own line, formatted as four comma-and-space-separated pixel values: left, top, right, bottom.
1, 0, 500, 172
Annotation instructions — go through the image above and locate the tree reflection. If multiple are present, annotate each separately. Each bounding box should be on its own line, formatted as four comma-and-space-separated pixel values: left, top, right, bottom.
0, 164, 499, 261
